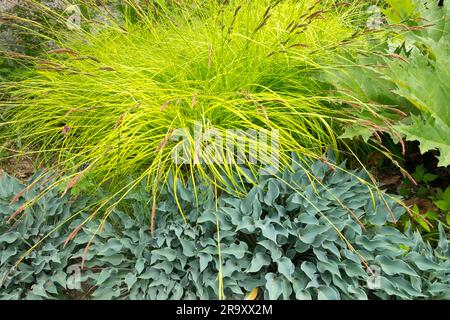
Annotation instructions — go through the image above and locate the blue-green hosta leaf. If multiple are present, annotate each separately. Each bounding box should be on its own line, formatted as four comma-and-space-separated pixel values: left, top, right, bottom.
343, 261, 367, 278
256, 220, 278, 244
301, 225, 334, 246
376, 256, 418, 277
257, 240, 282, 260
410, 276, 423, 293
151, 248, 177, 262
263, 180, 280, 206
51, 271, 67, 289
71, 231, 93, 247
222, 278, 244, 296
300, 261, 317, 280
322, 241, 341, 258
197, 210, 218, 224
179, 238, 196, 257
125, 273, 137, 290
250, 198, 263, 219
295, 290, 312, 300
172, 284, 184, 300
376, 226, 414, 247
265, 273, 283, 300
199, 252, 213, 272
295, 212, 319, 225
201, 245, 219, 255
221, 243, 247, 259
247, 252, 271, 273
100, 254, 126, 266
405, 252, 443, 271
347, 285, 368, 300
294, 240, 310, 253
0, 174, 25, 198
148, 275, 172, 288
0, 232, 20, 244
331, 274, 350, 294
282, 277, 293, 299
96, 268, 114, 286
322, 272, 334, 286
286, 193, 303, 210
236, 216, 256, 233
199, 237, 216, 248
135, 258, 146, 274
222, 207, 242, 226
139, 268, 160, 280
176, 180, 192, 202
1, 159, 449, 301
343, 250, 361, 265
153, 261, 174, 274
98, 239, 123, 256
367, 203, 403, 226
317, 260, 341, 277
438, 223, 449, 253
356, 235, 389, 251
317, 286, 340, 300
92, 286, 121, 300
0, 291, 22, 300
427, 282, 450, 299
312, 248, 329, 263
157, 288, 170, 300
29, 282, 48, 299
222, 259, 242, 278
391, 276, 424, 297
220, 196, 240, 209
276, 257, 295, 280
1, 247, 17, 264
239, 274, 266, 293
291, 272, 308, 296
240, 187, 259, 215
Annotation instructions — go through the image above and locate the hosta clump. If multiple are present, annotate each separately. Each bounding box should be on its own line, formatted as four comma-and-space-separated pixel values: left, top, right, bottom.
64, 197, 252, 300
208, 159, 450, 299
1, 159, 449, 300
0, 170, 92, 299
0, 170, 250, 299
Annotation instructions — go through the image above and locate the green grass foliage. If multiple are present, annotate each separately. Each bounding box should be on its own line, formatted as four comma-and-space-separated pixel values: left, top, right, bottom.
0, 1, 392, 216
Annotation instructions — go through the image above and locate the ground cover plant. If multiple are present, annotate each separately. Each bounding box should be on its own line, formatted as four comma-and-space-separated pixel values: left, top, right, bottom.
1, 158, 449, 300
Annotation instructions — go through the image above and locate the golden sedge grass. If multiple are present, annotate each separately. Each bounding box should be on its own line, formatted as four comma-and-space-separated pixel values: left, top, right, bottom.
2, 0, 379, 189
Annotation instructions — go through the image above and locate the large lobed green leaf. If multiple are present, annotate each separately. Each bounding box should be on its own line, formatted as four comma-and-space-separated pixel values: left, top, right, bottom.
326, 1, 450, 166
391, 37, 450, 167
